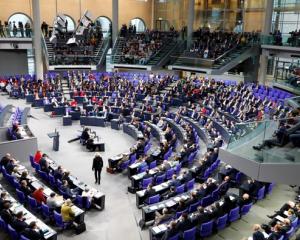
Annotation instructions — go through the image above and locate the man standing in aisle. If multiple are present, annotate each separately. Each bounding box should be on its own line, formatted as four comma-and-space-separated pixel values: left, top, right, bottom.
92, 153, 103, 185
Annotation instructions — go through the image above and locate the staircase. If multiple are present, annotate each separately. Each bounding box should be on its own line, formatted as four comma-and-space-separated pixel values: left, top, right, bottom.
61, 78, 71, 100
147, 39, 178, 66
111, 37, 126, 64
94, 38, 110, 66
44, 37, 54, 64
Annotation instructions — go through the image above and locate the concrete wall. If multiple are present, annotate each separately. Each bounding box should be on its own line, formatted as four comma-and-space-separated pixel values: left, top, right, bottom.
0, 50, 28, 75
0, 127, 38, 162
0, 0, 153, 30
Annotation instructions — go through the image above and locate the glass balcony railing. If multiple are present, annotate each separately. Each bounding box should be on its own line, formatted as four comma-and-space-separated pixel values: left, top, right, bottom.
260, 34, 300, 47
227, 117, 300, 163
0, 28, 33, 38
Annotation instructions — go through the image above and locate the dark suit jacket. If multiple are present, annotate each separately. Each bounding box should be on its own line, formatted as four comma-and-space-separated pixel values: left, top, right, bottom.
252, 231, 265, 240
13, 219, 29, 232
206, 182, 218, 194
92, 156, 103, 170
0, 209, 14, 224
161, 227, 179, 240
177, 218, 193, 232
193, 212, 211, 226
22, 228, 44, 240
20, 186, 32, 197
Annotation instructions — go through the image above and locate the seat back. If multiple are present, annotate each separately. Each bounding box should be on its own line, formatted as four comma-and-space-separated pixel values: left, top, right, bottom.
8, 224, 19, 240
41, 203, 51, 218
142, 177, 153, 189
201, 195, 213, 207
199, 220, 214, 237
147, 194, 160, 204
168, 233, 180, 240
183, 227, 196, 240
54, 211, 64, 227
20, 235, 31, 240
186, 179, 195, 191
256, 186, 266, 201
155, 174, 165, 185
16, 189, 26, 204
189, 201, 201, 213
216, 214, 228, 230
166, 168, 174, 180
29, 155, 35, 168
241, 203, 253, 216
149, 161, 157, 169
28, 196, 38, 209
176, 184, 185, 194
229, 206, 240, 222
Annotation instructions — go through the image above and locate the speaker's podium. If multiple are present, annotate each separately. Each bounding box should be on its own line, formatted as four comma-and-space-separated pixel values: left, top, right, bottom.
48, 130, 60, 151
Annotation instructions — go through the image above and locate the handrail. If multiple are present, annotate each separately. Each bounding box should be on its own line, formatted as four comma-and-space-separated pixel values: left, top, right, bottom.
236, 116, 300, 125
156, 40, 184, 67
41, 34, 49, 70
97, 38, 110, 65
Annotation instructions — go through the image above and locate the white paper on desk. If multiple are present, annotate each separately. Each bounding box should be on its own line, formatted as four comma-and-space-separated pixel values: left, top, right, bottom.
152, 226, 161, 234
174, 197, 181, 202
275, 215, 285, 222
158, 204, 165, 209
181, 195, 189, 200
219, 201, 224, 206
150, 205, 158, 211
159, 224, 167, 231
229, 196, 235, 201
283, 211, 289, 216
166, 201, 175, 207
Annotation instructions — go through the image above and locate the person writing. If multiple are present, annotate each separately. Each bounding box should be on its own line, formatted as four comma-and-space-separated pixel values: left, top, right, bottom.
92, 153, 103, 185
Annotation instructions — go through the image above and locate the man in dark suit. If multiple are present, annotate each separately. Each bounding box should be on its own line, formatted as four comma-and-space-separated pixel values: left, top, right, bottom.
218, 176, 231, 196
252, 224, 266, 240
162, 221, 179, 240
192, 206, 211, 226
162, 186, 176, 200
206, 178, 218, 195
236, 193, 252, 208
12, 211, 28, 233
176, 212, 193, 232
92, 153, 103, 185
39, 154, 50, 173
144, 183, 156, 204
0, 201, 14, 225
21, 221, 44, 240
0, 192, 10, 211
20, 180, 32, 197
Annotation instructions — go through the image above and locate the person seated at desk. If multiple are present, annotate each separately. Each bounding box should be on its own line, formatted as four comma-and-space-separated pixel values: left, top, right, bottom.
0, 201, 14, 225
195, 184, 207, 199
205, 178, 218, 195
19, 171, 32, 186
12, 122, 23, 139
239, 179, 262, 198
62, 171, 77, 189
61, 199, 76, 224
47, 193, 61, 211
174, 199, 187, 213
0, 192, 11, 211
144, 183, 156, 204
218, 176, 231, 196
185, 192, 199, 206
53, 165, 64, 180
32, 187, 46, 205
236, 193, 252, 208
162, 186, 176, 200
21, 221, 45, 240
169, 174, 181, 187
162, 160, 171, 171
210, 202, 224, 219
61, 180, 80, 198
34, 150, 42, 164
154, 208, 173, 226
70, 99, 77, 107
5, 158, 17, 174
221, 195, 237, 214
181, 170, 193, 184
0, 153, 12, 168
161, 220, 179, 240
11, 167, 21, 178
39, 154, 50, 173
176, 212, 193, 233
20, 180, 33, 197
13, 211, 29, 233
191, 206, 211, 227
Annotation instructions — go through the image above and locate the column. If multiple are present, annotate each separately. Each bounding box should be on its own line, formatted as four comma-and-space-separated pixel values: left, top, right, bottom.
112, 0, 119, 45
263, 0, 274, 34
32, 0, 43, 80
151, 0, 155, 30
187, 0, 195, 48
258, 0, 273, 84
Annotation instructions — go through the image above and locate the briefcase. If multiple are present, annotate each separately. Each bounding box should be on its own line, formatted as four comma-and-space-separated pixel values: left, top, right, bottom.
127, 186, 136, 194
75, 222, 86, 234
106, 167, 115, 174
